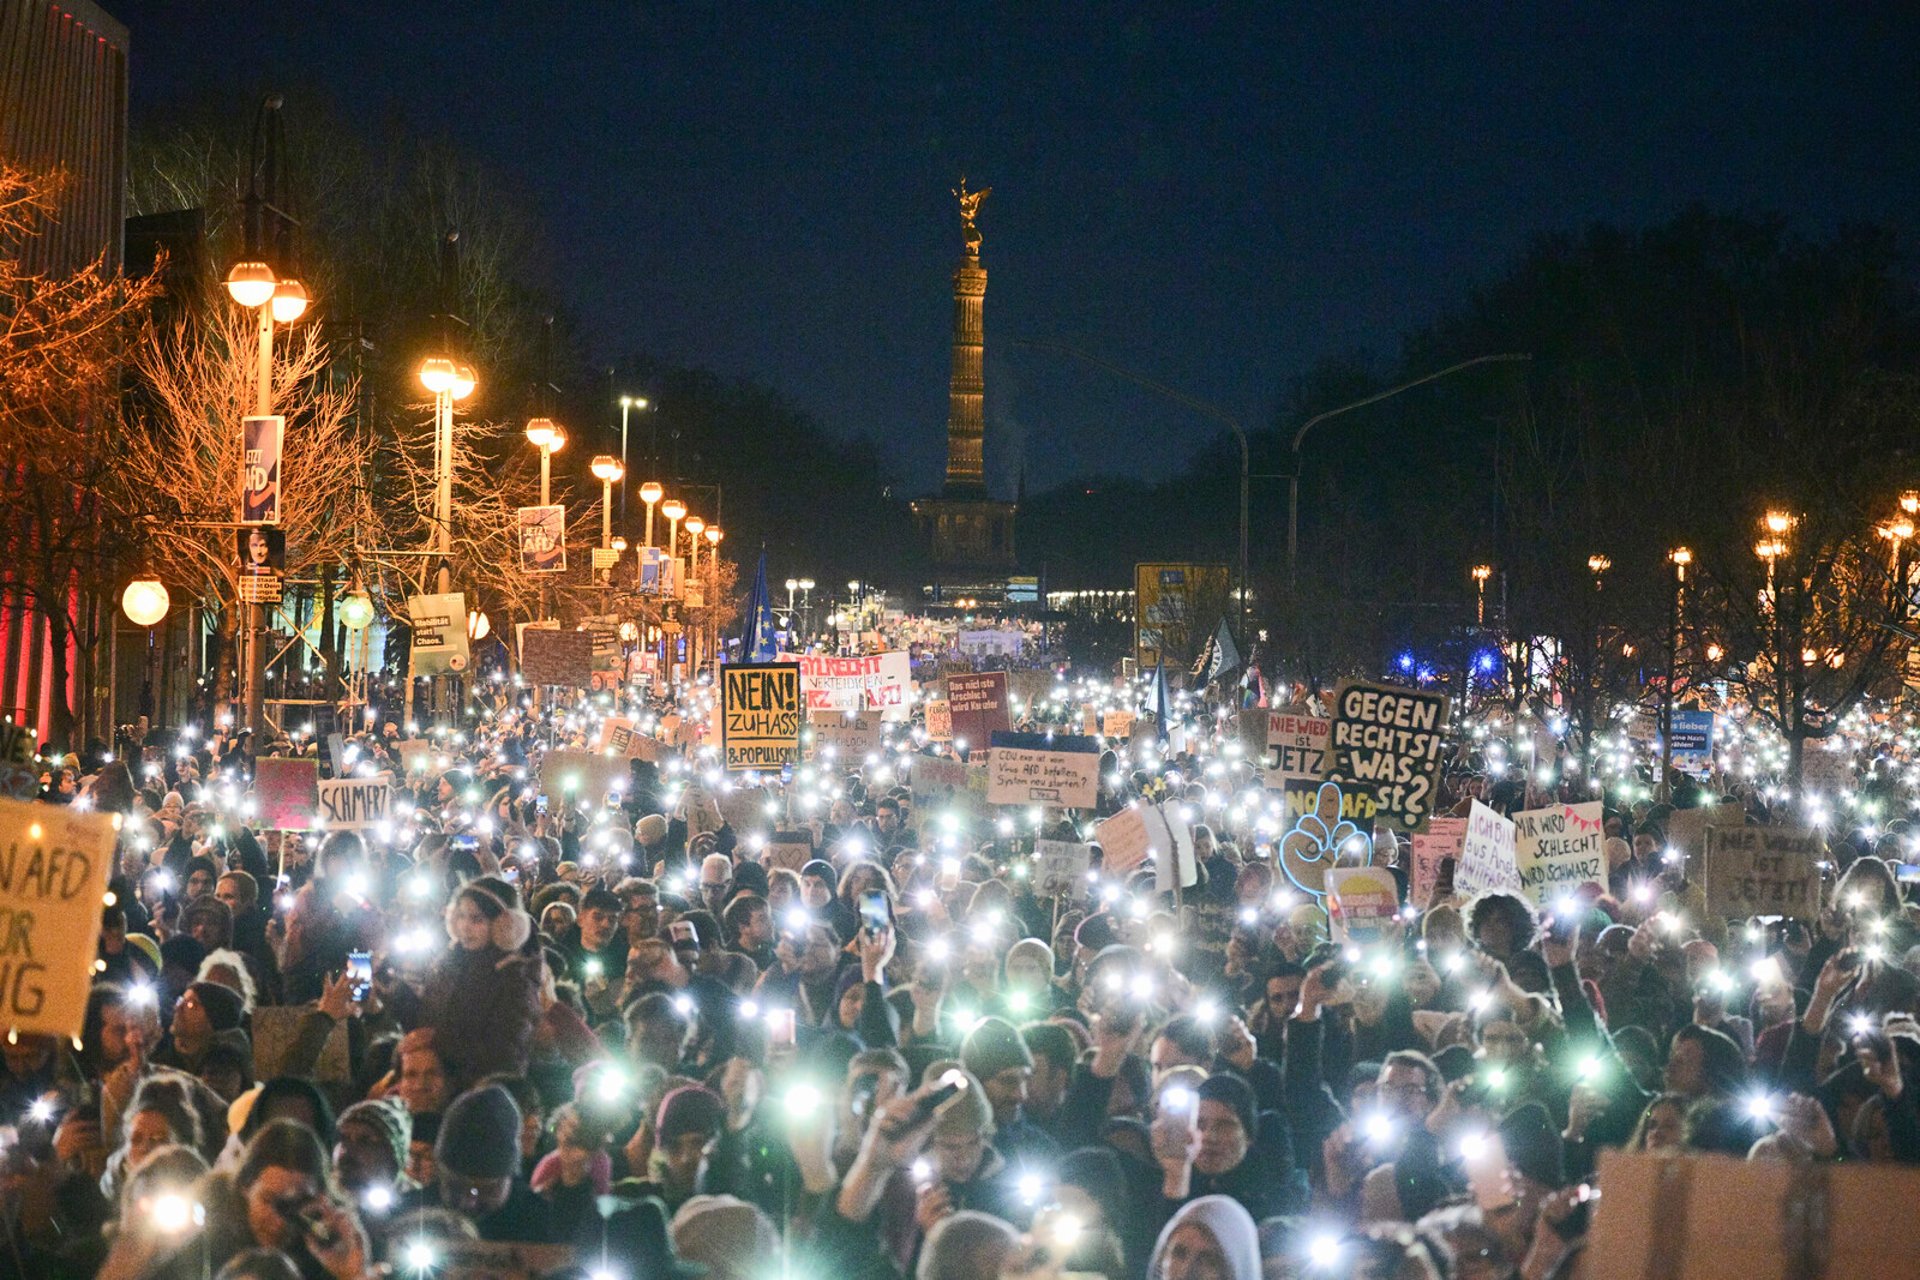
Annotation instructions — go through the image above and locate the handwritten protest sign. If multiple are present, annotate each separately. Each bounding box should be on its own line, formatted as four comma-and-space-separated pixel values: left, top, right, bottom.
986, 732, 1100, 808
1325, 680, 1449, 831
432, 1242, 574, 1280
1264, 710, 1332, 779
252, 1004, 349, 1082
521, 628, 594, 688
1102, 709, 1136, 740
1326, 866, 1402, 943
947, 672, 1011, 748
1455, 800, 1522, 895
1512, 802, 1606, 904
596, 716, 662, 761
1034, 840, 1093, 896
762, 831, 813, 873
924, 699, 953, 741
1280, 776, 1378, 829
0, 798, 116, 1040
251, 757, 318, 831
394, 739, 436, 776
1411, 817, 1466, 908
721, 663, 802, 773
785, 652, 913, 718
1704, 826, 1823, 918
1667, 802, 1747, 881
1095, 806, 1153, 876
539, 751, 631, 804
1149, 802, 1198, 894
316, 774, 393, 832
809, 710, 884, 760
909, 755, 968, 813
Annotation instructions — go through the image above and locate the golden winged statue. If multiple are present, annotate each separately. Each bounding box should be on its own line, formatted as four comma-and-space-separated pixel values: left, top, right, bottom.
954, 177, 991, 255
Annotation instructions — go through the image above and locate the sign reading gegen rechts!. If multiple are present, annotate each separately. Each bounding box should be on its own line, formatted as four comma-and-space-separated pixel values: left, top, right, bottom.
1325, 680, 1449, 831
721, 662, 803, 773
0, 797, 116, 1041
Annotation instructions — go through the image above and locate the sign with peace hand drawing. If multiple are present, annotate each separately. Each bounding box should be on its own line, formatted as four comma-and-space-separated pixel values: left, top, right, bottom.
1279, 780, 1375, 898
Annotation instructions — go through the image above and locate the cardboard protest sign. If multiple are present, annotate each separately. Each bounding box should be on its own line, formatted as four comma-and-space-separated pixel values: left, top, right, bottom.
406, 592, 469, 676
0, 799, 115, 1040
1102, 709, 1136, 740
1325, 680, 1449, 831
924, 699, 953, 742
431, 1242, 575, 1280
718, 785, 772, 837
1095, 806, 1153, 876
809, 710, 884, 761
1326, 866, 1402, 943
520, 628, 594, 688
786, 652, 913, 718
394, 739, 436, 776
1800, 741, 1852, 797
1264, 709, 1332, 778
1149, 803, 1198, 894
985, 732, 1100, 808
1033, 839, 1093, 896
720, 662, 803, 773
1704, 826, 1823, 918
1667, 802, 1747, 881
909, 755, 969, 812
946, 671, 1011, 748
315, 774, 393, 832
1280, 776, 1378, 829
1512, 802, 1606, 904
539, 751, 631, 804
1409, 816, 1466, 909
1454, 800, 1522, 895
596, 716, 663, 762
251, 757, 318, 831
762, 830, 813, 873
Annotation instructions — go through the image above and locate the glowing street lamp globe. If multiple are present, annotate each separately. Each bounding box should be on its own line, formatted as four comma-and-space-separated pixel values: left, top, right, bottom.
451, 364, 477, 401
661, 499, 686, 522
224, 261, 276, 308
590, 455, 625, 483
467, 610, 491, 642
270, 278, 309, 323
705, 526, 722, 546
121, 579, 170, 627
685, 516, 706, 538
338, 593, 375, 631
419, 358, 457, 394
640, 481, 664, 506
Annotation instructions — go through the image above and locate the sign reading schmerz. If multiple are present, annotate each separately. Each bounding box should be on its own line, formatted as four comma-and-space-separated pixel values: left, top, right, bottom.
1325, 680, 1449, 831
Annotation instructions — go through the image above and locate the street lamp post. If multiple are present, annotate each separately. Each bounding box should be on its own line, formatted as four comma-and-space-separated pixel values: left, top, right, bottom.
640, 482, 664, 551
590, 456, 625, 551
1660, 546, 1692, 802
525, 419, 566, 506
661, 499, 686, 592
420, 360, 476, 593
618, 396, 648, 529
705, 525, 723, 677
685, 516, 706, 582
799, 578, 815, 642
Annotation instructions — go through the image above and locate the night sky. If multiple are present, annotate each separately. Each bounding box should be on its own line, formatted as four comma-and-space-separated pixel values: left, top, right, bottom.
114, 3, 1920, 498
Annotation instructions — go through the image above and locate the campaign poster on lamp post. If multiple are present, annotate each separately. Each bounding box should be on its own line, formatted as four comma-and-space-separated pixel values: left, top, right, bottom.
516, 505, 567, 572
241, 414, 284, 524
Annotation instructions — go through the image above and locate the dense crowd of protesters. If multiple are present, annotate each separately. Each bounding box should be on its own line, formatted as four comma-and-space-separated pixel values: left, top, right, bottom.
5, 674, 1915, 1280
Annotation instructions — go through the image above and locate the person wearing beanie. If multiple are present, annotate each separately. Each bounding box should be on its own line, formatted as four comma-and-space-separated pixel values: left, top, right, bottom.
152, 981, 251, 1079
420, 876, 542, 1087
401, 1084, 567, 1244
648, 1085, 727, 1210
1001, 937, 1065, 1018
1147, 1070, 1307, 1237
671, 1194, 779, 1280
961, 1017, 1060, 1167
1498, 1100, 1567, 1191
334, 1098, 414, 1197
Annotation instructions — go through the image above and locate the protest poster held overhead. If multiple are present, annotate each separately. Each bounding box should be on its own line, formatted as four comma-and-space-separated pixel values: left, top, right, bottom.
251, 757, 318, 831
1704, 825, 1823, 917
0, 798, 116, 1042
1324, 680, 1449, 831
946, 671, 1011, 747
1512, 801, 1607, 903
985, 731, 1100, 808
1455, 799, 1522, 896
721, 662, 803, 773
407, 591, 470, 676
316, 774, 393, 832
784, 651, 913, 718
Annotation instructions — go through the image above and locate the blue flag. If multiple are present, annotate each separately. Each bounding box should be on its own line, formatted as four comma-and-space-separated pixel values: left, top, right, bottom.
738, 551, 779, 663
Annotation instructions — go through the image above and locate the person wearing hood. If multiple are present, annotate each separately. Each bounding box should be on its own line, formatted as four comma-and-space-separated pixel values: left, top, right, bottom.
420, 877, 543, 1085
1147, 1194, 1261, 1280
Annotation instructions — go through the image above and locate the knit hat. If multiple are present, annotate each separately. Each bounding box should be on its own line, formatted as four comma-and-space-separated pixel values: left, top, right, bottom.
1074, 912, 1120, 952
181, 896, 231, 938
339, 1098, 413, 1176
800, 859, 838, 894
188, 980, 245, 1033
671, 1195, 778, 1277
961, 1017, 1034, 1083
654, 1085, 727, 1147
923, 1065, 993, 1139
1197, 1072, 1258, 1142
1499, 1101, 1566, 1189
435, 1085, 522, 1180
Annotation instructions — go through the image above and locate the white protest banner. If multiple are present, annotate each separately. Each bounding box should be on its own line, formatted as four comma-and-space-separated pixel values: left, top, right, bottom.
1512, 801, 1607, 904
1265, 709, 1332, 778
1150, 802, 1197, 894
1410, 816, 1466, 909
1325, 680, 1449, 831
785, 651, 913, 719
985, 732, 1100, 808
1325, 866, 1402, 944
809, 710, 885, 760
406, 592, 469, 676
0, 797, 116, 1041
1034, 839, 1093, 896
1455, 800, 1522, 896
316, 774, 393, 832
1095, 806, 1153, 876
1705, 826, 1824, 918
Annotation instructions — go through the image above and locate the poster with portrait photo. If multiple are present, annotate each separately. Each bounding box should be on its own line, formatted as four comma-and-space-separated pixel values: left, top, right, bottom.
237, 525, 286, 576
